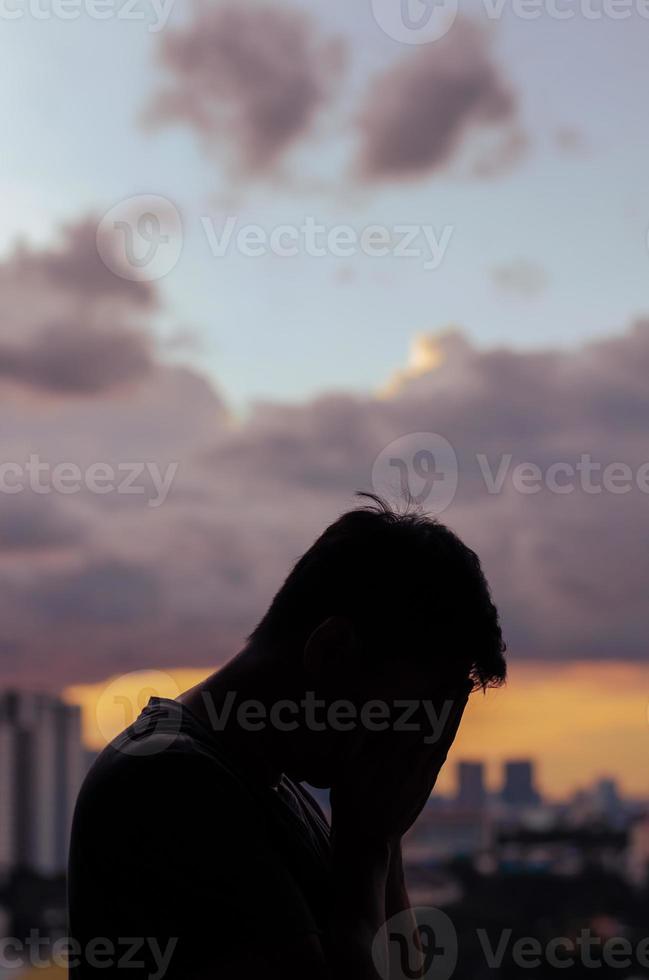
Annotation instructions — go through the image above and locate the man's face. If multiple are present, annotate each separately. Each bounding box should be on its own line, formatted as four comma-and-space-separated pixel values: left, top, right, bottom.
287, 653, 471, 788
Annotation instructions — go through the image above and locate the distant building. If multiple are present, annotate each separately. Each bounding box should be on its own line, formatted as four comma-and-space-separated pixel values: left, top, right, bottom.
501, 760, 541, 809
0, 716, 16, 874
627, 815, 649, 887
0, 903, 9, 941
404, 802, 492, 865
567, 779, 629, 828
592, 779, 622, 819
0, 692, 86, 875
456, 761, 486, 809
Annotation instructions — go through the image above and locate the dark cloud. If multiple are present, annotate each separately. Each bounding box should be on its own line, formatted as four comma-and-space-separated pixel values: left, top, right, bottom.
1, 219, 648, 687
0, 498, 83, 553
355, 20, 518, 181
3, 219, 155, 309
6, 319, 649, 687
31, 561, 161, 626
0, 219, 159, 396
148, 2, 346, 176
0, 323, 154, 395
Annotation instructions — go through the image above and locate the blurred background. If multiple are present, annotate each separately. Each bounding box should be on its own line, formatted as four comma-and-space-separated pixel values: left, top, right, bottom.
1, 0, 649, 975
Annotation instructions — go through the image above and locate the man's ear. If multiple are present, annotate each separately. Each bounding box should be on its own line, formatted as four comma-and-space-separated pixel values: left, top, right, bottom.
303, 616, 360, 687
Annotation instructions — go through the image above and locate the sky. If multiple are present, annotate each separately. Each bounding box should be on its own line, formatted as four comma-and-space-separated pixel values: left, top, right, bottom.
1, 0, 649, 795
3, 0, 649, 405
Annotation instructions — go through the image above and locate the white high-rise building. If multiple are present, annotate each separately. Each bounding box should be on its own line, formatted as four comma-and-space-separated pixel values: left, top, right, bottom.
0, 691, 86, 875
55, 701, 85, 869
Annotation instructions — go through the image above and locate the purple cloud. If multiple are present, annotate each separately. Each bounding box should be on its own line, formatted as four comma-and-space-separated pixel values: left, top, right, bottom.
1, 221, 648, 687
355, 20, 519, 181
148, 2, 346, 176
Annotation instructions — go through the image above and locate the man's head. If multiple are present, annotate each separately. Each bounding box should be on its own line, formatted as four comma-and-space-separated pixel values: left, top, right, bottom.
249, 493, 506, 785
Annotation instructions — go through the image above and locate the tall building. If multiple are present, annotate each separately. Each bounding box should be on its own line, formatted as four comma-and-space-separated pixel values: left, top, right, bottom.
592, 778, 622, 818
456, 761, 486, 809
0, 710, 16, 874
55, 701, 85, 867
0, 691, 86, 875
627, 815, 649, 887
501, 760, 541, 809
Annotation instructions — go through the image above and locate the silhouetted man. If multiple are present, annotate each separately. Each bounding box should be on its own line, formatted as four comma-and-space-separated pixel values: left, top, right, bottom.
69, 495, 506, 978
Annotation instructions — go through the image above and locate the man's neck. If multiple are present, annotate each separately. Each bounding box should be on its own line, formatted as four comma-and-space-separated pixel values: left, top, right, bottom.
178, 643, 298, 788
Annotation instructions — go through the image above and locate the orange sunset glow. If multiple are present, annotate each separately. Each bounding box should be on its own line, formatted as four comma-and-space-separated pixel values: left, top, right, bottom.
65, 661, 649, 800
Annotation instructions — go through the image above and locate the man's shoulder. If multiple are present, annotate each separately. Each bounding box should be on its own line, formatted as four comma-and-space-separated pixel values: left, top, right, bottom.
89, 730, 240, 792
75, 712, 252, 838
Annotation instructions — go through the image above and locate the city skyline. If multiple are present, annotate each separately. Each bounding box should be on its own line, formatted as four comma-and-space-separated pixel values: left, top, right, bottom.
0, 681, 643, 882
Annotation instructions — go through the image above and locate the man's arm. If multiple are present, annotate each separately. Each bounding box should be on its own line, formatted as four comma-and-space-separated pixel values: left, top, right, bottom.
386, 842, 425, 979
328, 833, 392, 979
215, 841, 414, 980
386, 841, 411, 920
325, 688, 470, 979
196, 690, 470, 980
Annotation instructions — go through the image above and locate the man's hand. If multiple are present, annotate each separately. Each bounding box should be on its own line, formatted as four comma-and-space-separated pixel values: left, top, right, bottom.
326, 684, 470, 978
330, 685, 470, 846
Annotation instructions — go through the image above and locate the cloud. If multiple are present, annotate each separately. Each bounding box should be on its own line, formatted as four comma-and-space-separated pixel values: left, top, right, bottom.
554, 126, 587, 155
0, 219, 158, 396
3, 218, 155, 309
1, 219, 649, 687
32, 561, 161, 626
0, 497, 84, 553
355, 20, 519, 182
490, 260, 549, 298
0, 323, 154, 395
147, 2, 346, 176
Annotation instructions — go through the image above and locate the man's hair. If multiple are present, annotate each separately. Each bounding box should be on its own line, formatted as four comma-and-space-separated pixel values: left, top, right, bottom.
251, 493, 506, 690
